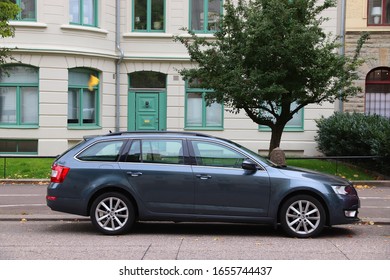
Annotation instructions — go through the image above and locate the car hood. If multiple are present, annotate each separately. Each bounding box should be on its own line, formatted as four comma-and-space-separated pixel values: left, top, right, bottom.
275, 166, 351, 185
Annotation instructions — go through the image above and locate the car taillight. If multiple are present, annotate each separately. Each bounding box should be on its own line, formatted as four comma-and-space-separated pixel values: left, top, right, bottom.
46, 196, 57, 201
51, 165, 70, 183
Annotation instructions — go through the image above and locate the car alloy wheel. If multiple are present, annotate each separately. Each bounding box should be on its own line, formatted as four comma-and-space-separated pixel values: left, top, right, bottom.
280, 195, 326, 238
90, 192, 135, 235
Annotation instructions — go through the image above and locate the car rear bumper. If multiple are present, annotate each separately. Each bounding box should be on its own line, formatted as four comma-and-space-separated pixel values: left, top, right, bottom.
46, 196, 89, 216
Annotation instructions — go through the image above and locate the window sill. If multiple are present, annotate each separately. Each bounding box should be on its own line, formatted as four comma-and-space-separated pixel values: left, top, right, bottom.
67, 125, 102, 130
0, 125, 39, 129
347, 27, 390, 32
177, 33, 216, 39
123, 32, 173, 39
258, 127, 304, 132
0, 152, 38, 155
61, 24, 108, 35
184, 127, 224, 131
9, 21, 47, 28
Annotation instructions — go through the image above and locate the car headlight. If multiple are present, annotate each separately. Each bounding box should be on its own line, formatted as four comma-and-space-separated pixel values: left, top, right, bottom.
331, 185, 357, 196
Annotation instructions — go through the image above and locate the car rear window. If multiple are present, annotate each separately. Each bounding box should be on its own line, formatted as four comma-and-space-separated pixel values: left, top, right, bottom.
77, 140, 125, 162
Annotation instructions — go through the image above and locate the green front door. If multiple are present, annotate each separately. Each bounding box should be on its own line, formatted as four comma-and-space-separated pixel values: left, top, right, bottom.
135, 93, 159, 131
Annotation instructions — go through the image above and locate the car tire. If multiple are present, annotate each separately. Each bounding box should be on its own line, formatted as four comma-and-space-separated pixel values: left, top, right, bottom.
279, 195, 326, 238
90, 192, 135, 235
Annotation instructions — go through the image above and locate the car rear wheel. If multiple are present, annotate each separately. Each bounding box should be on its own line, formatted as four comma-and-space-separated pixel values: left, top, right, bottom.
280, 195, 326, 238
90, 192, 135, 235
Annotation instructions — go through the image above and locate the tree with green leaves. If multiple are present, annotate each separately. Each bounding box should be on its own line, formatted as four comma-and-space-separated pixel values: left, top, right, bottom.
0, 0, 20, 67
175, 0, 369, 154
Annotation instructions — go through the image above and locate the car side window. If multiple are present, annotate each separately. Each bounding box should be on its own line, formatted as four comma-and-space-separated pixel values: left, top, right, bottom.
126, 139, 184, 165
191, 141, 246, 168
126, 140, 141, 162
77, 140, 125, 162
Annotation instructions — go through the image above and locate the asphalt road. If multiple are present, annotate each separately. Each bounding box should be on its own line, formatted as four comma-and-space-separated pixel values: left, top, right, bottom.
1, 182, 389, 223
0, 182, 389, 261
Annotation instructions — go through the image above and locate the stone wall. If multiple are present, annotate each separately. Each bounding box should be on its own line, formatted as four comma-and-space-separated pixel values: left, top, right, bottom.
344, 31, 390, 113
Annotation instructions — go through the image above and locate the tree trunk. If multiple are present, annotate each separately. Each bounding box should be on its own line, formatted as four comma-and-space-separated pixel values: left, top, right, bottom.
268, 125, 284, 157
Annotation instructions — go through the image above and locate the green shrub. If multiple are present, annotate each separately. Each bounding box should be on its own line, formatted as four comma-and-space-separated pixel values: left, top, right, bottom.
316, 112, 390, 156
315, 112, 390, 176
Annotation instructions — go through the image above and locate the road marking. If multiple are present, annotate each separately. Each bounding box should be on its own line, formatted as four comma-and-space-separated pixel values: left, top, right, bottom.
361, 206, 390, 209
0, 194, 42, 197
0, 204, 46, 207
359, 197, 390, 200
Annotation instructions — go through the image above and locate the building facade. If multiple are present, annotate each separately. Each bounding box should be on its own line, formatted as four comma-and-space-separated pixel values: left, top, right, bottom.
0, 0, 341, 156
345, 0, 390, 117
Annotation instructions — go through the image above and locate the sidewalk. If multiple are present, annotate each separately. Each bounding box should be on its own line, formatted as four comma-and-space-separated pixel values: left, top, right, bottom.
0, 214, 90, 222
352, 180, 390, 188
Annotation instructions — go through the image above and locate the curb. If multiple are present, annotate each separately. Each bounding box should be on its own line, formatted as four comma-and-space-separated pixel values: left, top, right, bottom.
1, 216, 389, 225
351, 180, 390, 187
0, 179, 49, 184
0, 215, 89, 222
1, 180, 389, 225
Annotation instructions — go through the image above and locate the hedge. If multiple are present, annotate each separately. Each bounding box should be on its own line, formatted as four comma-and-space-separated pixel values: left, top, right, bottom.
315, 112, 390, 176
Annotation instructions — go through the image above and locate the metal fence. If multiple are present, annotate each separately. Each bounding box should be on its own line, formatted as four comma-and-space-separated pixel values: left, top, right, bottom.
284, 155, 385, 177
0, 155, 385, 179
0, 156, 56, 179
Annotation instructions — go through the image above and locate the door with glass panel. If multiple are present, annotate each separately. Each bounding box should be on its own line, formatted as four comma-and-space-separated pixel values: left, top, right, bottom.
128, 71, 167, 131
119, 138, 194, 214
190, 140, 271, 217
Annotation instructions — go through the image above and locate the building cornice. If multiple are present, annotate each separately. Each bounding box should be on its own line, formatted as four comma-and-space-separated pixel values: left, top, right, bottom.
346, 29, 390, 34
8, 47, 191, 62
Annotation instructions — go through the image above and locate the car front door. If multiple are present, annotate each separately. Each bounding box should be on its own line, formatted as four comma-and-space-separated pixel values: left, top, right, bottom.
119, 138, 195, 215
190, 140, 271, 217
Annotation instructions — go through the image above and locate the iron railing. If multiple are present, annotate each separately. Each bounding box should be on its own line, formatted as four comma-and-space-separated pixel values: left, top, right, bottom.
0, 156, 56, 179
284, 155, 384, 177
0, 155, 385, 179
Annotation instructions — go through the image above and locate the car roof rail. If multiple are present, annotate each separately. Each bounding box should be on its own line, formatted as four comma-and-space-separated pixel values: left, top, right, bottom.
83, 134, 102, 141
102, 130, 213, 138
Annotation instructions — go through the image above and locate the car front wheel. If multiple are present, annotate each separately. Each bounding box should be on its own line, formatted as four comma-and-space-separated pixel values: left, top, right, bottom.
90, 192, 135, 235
280, 195, 326, 238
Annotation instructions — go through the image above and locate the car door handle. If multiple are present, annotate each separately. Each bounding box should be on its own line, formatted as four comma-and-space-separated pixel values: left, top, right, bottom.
196, 174, 212, 180
127, 171, 143, 177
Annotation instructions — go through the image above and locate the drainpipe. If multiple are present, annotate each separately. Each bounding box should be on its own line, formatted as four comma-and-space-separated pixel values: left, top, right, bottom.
338, 0, 346, 112
115, 0, 124, 132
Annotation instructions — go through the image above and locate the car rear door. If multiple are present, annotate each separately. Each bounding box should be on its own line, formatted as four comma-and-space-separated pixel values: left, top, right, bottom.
118, 138, 195, 215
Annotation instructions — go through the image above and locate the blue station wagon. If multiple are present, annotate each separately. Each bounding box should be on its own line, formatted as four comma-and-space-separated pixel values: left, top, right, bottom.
47, 131, 360, 238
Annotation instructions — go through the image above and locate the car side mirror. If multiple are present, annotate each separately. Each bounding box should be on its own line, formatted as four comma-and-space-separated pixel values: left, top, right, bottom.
242, 159, 258, 171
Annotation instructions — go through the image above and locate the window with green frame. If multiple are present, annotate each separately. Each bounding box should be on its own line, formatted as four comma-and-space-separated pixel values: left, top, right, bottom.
190, 0, 223, 33
185, 81, 223, 130
68, 68, 100, 127
133, 0, 165, 32
259, 102, 304, 132
0, 139, 38, 154
0, 65, 39, 127
69, 0, 98, 27
10, 0, 36, 21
